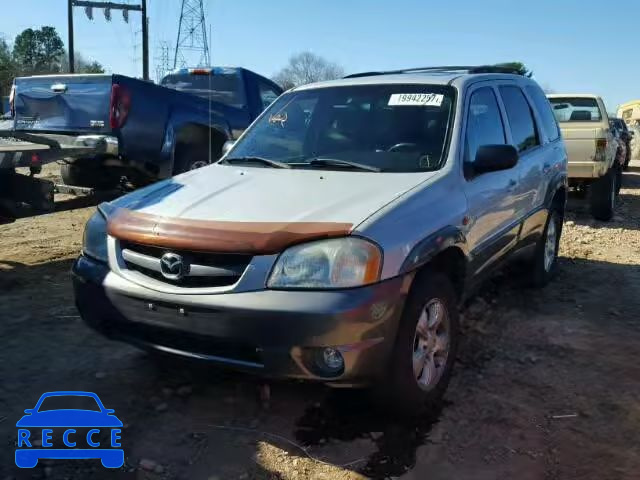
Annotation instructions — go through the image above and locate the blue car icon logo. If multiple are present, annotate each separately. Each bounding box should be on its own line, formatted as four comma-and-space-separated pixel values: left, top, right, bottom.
16, 391, 124, 469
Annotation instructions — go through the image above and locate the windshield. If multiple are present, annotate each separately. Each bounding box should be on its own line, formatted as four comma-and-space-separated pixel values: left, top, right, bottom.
549, 97, 603, 122
161, 71, 245, 108
226, 84, 455, 172
37, 395, 101, 412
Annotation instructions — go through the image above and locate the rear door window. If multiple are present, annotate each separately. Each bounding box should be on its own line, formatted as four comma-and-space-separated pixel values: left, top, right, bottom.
526, 86, 560, 141
465, 87, 506, 163
499, 86, 540, 153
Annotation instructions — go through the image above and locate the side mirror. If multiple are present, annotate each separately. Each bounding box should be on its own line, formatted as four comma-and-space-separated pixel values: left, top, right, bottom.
24, 409, 34, 414
222, 140, 235, 156
105, 409, 115, 414
472, 145, 519, 174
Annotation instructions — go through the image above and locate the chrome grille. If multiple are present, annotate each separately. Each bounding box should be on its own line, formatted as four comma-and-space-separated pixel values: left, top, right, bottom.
120, 242, 252, 288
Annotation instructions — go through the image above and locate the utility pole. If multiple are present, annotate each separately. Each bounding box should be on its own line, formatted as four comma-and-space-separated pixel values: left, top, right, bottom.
141, 0, 148, 81
68, 1, 149, 80
68, 0, 75, 73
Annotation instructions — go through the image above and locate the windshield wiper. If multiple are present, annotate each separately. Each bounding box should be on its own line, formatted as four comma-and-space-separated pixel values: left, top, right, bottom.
222, 156, 292, 169
308, 158, 381, 172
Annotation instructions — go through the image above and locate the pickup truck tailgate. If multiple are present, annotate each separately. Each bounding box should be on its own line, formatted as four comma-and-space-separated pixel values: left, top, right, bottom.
560, 125, 606, 163
14, 74, 113, 134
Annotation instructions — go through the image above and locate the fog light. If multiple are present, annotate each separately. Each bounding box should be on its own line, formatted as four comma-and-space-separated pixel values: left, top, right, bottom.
322, 347, 344, 371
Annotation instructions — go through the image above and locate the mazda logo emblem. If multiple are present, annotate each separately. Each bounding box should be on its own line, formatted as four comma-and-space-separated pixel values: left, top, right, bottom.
160, 252, 186, 280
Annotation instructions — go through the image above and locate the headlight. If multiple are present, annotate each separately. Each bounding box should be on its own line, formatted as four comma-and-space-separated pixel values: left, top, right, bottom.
267, 237, 382, 289
82, 204, 111, 263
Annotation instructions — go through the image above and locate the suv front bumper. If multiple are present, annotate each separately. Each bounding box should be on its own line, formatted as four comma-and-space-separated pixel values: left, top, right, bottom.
72, 255, 412, 385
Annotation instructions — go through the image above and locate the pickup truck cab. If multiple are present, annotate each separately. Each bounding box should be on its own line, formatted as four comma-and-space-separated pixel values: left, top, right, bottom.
73, 66, 567, 414
11, 67, 282, 188
547, 94, 620, 220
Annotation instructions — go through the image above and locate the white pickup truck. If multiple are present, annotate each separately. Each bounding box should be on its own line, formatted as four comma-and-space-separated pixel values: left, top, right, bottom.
547, 94, 620, 220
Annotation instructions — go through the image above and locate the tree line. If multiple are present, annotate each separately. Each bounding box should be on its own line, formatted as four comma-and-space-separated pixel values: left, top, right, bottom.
271, 53, 533, 90
1, 26, 104, 97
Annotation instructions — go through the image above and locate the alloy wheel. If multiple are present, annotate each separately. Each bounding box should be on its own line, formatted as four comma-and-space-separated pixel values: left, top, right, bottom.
412, 298, 451, 391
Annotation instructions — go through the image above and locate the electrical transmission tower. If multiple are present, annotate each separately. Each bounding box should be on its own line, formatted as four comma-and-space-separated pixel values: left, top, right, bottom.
173, 0, 210, 69
155, 41, 171, 82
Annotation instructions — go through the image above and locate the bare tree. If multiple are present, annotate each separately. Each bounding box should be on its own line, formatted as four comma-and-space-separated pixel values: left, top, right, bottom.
272, 51, 344, 90
59, 51, 105, 74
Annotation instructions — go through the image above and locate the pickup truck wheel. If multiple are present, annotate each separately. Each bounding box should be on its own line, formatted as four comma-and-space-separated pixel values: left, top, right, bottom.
60, 163, 120, 189
376, 272, 458, 416
528, 208, 562, 288
173, 143, 214, 175
589, 168, 616, 221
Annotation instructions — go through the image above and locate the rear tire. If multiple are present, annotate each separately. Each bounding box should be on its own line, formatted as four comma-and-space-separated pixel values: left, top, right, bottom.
173, 143, 217, 175
527, 207, 563, 288
624, 148, 631, 171
615, 164, 623, 196
376, 271, 459, 416
61, 162, 120, 189
589, 168, 616, 221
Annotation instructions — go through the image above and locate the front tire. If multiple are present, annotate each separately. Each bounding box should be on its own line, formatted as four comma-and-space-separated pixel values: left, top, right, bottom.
377, 272, 459, 416
589, 168, 616, 221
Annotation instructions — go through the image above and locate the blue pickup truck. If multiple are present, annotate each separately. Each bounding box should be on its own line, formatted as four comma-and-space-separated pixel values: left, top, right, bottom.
8, 67, 283, 188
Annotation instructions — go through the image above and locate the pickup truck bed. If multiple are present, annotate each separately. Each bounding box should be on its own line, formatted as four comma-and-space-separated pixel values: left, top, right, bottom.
547, 94, 619, 221
10, 68, 282, 189
559, 123, 613, 179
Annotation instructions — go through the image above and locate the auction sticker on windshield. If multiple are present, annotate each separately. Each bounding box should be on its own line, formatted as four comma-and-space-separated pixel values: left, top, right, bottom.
388, 93, 444, 107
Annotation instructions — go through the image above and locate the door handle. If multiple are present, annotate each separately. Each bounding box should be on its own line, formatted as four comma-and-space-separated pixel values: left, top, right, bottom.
51, 83, 67, 93
507, 179, 518, 191
543, 163, 551, 174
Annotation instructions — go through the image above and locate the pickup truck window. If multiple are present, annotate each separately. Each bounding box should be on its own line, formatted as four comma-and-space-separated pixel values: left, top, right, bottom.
499, 86, 540, 153
549, 97, 602, 122
466, 87, 506, 163
227, 84, 455, 172
258, 81, 281, 111
161, 72, 245, 108
526, 86, 560, 141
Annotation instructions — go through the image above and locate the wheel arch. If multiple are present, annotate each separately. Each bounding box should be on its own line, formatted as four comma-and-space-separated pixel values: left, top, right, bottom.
544, 171, 568, 212
174, 123, 228, 155
399, 226, 468, 301
171, 123, 229, 174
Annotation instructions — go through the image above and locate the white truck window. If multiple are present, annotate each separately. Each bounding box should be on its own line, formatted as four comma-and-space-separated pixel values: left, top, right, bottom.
548, 97, 603, 122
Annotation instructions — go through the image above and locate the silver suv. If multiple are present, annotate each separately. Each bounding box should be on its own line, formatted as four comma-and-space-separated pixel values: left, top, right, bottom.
73, 66, 567, 414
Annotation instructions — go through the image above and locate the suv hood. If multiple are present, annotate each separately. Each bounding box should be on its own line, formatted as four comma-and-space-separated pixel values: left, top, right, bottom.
112, 164, 436, 227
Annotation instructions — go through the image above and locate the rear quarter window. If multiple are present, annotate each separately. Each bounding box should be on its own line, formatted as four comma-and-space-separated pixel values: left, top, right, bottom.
526, 86, 560, 141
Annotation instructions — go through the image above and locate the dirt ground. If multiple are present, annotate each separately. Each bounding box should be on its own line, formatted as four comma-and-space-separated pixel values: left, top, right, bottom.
1, 163, 639, 479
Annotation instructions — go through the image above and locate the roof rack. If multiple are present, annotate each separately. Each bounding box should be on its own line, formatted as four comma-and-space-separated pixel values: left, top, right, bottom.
343, 65, 522, 79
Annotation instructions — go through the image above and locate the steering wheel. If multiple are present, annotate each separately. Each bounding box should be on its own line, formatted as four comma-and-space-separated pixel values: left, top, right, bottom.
387, 142, 419, 152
